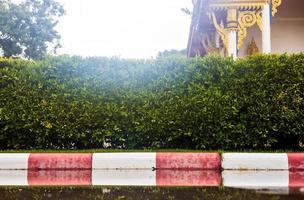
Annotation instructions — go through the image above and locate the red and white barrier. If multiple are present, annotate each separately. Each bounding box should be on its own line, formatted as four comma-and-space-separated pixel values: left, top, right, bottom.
156, 153, 221, 170
0, 153, 303, 170
92, 153, 155, 169
0, 154, 29, 170
222, 153, 289, 170
28, 153, 92, 170
222, 153, 304, 170
288, 153, 304, 171
92, 153, 221, 170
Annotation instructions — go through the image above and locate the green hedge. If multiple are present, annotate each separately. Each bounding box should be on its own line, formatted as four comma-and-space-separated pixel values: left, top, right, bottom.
0, 54, 303, 150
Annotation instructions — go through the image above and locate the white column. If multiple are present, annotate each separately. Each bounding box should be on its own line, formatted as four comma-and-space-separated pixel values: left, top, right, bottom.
262, 3, 271, 53
228, 30, 237, 58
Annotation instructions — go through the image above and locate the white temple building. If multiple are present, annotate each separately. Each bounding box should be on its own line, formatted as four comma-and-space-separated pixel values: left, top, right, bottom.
187, 0, 304, 57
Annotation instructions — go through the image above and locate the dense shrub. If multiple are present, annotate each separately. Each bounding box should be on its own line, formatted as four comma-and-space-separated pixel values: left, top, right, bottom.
0, 54, 303, 150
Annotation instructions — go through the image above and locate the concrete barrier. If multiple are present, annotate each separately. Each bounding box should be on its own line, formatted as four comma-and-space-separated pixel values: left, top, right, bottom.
222, 153, 289, 170
0, 154, 29, 170
0, 152, 303, 170
92, 153, 156, 169
28, 153, 92, 170
288, 153, 304, 170
156, 153, 221, 170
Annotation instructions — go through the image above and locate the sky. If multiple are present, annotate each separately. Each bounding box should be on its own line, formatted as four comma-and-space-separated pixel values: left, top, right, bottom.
55, 0, 193, 58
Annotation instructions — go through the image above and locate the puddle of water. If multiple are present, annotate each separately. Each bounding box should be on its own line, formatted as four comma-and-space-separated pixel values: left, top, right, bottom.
0, 170, 304, 199
0, 170, 221, 186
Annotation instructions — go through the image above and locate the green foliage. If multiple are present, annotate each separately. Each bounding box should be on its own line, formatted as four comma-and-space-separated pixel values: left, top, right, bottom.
0, 54, 303, 150
0, 0, 65, 59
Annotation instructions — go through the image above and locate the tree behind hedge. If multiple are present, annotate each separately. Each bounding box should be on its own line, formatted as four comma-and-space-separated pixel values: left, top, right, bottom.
0, 0, 65, 59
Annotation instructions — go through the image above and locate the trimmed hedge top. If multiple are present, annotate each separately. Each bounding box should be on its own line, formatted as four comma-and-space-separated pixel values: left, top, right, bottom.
0, 54, 304, 150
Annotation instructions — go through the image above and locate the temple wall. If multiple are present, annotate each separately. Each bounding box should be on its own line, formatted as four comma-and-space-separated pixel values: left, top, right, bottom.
271, 19, 304, 54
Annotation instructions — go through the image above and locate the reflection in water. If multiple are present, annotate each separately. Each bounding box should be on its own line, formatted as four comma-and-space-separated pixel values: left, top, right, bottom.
0, 170, 222, 186
223, 170, 290, 188
0, 170, 304, 197
28, 170, 92, 186
223, 170, 304, 196
290, 171, 304, 187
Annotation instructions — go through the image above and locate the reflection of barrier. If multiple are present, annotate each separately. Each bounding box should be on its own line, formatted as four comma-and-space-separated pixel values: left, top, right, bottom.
156, 170, 221, 186
92, 170, 156, 186
0, 170, 28, 186
223, 171, 289, 188
0, 170, 222, 186
223, 171, 304, 188
28, 170, 92, 186
0, 169, 304, 190
289, 171, 304, 188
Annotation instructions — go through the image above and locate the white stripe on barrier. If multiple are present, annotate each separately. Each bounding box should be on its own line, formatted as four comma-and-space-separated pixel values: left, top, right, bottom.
92, 153, 156, 169
222, 153, 288, 170
0, 170, 28, 186
223, 170, 289, 188
92, 170, 156, 186
0, 154, 29, 170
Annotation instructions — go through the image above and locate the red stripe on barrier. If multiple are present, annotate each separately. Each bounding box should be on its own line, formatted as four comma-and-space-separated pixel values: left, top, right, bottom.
156, 153, 221, 170
28, 170, 92, 186
289, 171, 304, 187
156, 170, 221, 186
288, 154, 304, 170
28, 154, 92, 170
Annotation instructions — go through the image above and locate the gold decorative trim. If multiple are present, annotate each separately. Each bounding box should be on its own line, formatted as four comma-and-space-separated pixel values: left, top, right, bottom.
272, 0, 282, 16
207, 11, 229, 51
237, 11, 258, 49
256, 11, 263, 31
201, 32, 220, 55
206, 0, 282, 17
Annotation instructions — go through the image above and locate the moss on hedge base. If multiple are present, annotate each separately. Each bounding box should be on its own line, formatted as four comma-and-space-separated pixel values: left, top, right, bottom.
0, 54, 303, 150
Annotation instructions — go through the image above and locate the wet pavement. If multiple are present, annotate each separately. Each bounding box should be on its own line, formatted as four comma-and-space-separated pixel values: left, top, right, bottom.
1, 186, 304, 200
